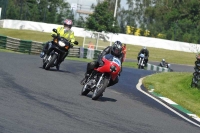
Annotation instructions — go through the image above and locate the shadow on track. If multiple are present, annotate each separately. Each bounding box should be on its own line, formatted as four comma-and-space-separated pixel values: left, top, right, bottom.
38, 67, 71, 73
82, 94, 117, 102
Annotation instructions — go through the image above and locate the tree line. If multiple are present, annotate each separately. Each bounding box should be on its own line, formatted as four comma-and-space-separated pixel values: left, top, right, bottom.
0, 0, 74, 24
123, 0, 200, 43
1, 0, 200, 44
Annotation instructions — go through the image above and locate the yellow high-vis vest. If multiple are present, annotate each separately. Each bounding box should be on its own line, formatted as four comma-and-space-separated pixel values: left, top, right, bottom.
51, 26, 75, 43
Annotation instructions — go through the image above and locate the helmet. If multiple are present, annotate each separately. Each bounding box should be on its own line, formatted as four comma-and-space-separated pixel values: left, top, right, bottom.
143, 46, 147, 50
63, 19, 73, 28
111, 41, 122, 56
162, 59, 165, 62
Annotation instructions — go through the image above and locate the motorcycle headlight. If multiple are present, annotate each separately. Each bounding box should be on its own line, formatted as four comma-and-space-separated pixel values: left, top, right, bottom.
110, 65, 116, 72
58, 41, 65, 47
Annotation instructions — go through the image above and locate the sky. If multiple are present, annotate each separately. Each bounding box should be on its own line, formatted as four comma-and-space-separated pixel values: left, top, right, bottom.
65, 0, 128, 10
65, 0, 128, 20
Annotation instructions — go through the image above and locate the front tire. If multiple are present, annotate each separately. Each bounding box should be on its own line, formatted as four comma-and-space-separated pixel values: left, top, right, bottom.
81, 84, 90, 96
92, 77, 109, 100
45, 54, 57, 70
42, 58, 47, 69
42, 63, 47, 69
138, 64, 141, 69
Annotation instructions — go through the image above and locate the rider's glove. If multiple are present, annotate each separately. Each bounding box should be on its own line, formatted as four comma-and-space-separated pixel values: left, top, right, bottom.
70, 45, 74, 48
51, 34, 56, 38
70, 43, 74, 48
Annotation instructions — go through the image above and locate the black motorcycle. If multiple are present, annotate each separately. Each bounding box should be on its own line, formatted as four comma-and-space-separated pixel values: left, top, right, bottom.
42, 29, 78, 70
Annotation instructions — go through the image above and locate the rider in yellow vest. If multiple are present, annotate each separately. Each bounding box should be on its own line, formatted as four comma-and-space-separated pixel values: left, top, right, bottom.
40, 19, 76, 70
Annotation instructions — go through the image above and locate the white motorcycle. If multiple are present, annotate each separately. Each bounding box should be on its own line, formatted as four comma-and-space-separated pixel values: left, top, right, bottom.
138, 53, 146, 69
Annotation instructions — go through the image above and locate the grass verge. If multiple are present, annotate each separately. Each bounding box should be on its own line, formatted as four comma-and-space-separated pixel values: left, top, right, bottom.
143, 72, 200, 117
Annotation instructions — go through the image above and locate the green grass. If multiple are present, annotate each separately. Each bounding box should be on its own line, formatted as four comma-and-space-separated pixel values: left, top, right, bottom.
0, 27, 197, 65
143, 72, 200, 116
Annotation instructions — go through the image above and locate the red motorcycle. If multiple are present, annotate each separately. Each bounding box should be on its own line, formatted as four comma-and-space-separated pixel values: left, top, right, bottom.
81, 54, 121, 100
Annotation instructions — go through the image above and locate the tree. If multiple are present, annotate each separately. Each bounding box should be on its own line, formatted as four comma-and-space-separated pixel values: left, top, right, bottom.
144, 0, 200, 43
76, 16, 85, 28
85, 1, 120, 33
3, 0, 72, 24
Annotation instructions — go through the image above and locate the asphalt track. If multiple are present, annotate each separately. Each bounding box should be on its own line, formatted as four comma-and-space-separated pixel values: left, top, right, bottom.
0, 52, 199, 133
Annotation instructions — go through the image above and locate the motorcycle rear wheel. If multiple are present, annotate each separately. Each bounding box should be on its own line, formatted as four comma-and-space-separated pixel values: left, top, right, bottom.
92, 77, 109, 100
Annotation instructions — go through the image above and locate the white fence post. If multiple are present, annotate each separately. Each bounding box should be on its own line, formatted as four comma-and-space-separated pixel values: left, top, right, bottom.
0, 8, 2, 19
83, 32, 86, 48
96, 32, 99, 50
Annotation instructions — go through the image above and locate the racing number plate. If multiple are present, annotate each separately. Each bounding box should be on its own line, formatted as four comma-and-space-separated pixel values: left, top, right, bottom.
113, 57, 121, 67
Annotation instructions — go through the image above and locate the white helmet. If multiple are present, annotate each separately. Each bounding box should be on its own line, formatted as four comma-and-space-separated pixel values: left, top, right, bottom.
162, 59, 165, 62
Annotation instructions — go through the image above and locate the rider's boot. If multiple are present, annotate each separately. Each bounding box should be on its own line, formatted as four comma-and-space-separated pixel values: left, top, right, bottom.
40, 49, 48, 59
40, 51, 45, 58
80, 73, 89, 85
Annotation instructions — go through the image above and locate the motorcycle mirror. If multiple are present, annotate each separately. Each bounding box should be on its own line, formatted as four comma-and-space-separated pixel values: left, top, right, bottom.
74, 41, 79, 45
52, 28, 57, 33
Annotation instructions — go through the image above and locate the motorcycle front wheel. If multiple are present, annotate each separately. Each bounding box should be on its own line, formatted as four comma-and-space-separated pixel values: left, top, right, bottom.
92, 76, 109, 100
81, 83, 90, 96
45, 54, 57, 70
42, 57, 47, 69
43, 62, 47, 69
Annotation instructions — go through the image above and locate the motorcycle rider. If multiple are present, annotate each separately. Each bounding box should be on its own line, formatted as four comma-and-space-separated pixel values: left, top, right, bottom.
40, 19, 76, 70
159, 58, 173, 71
122, 44, 127, 62
137, 46, 149, 66
159, 59, 167, 67
80, 41, 124, 87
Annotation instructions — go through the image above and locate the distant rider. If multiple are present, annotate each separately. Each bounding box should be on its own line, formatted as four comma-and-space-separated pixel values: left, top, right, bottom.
40, 19, 76, 70
137, 46, 149, 66
122, 44, 127, 62
159, 59, 167, 67
80, 41, 124, 87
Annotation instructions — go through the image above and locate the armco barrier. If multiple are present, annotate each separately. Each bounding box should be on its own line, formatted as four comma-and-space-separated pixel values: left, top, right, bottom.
0, 35, 7, 49
6, 36, 20, 51
147, 63, 169, 72
19, 40, 32, 54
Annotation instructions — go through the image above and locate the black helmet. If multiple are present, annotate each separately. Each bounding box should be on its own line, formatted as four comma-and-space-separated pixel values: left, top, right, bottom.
111, 41, 122, 56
